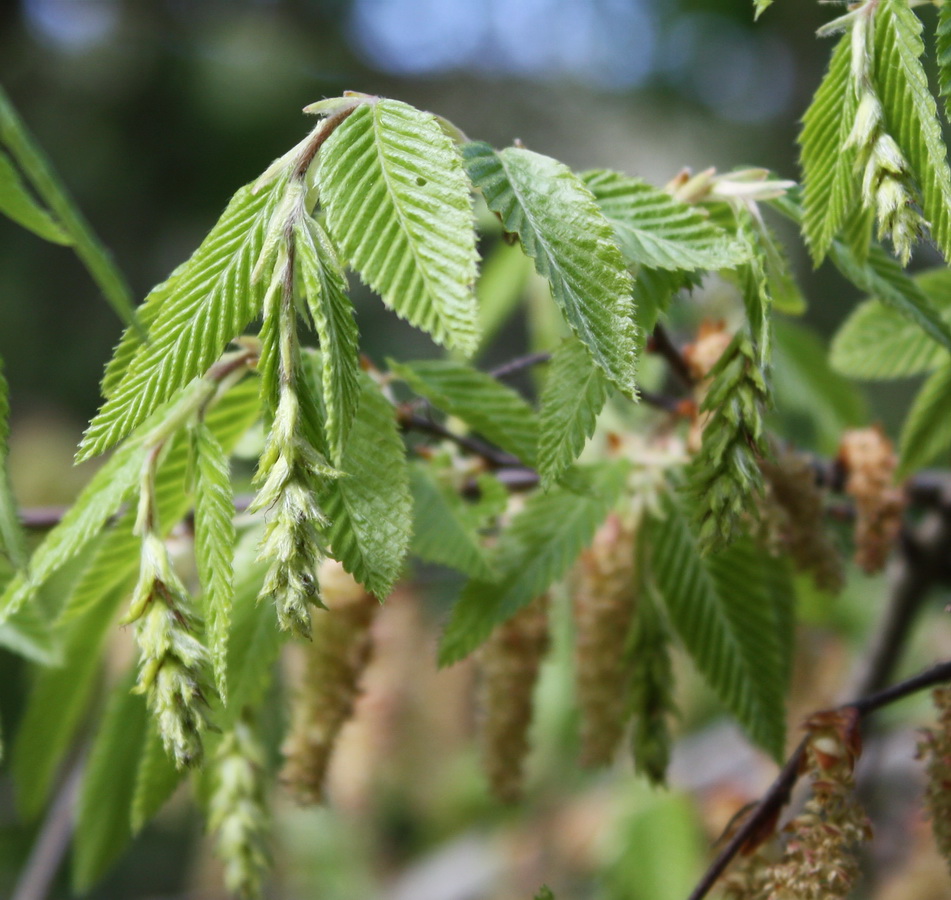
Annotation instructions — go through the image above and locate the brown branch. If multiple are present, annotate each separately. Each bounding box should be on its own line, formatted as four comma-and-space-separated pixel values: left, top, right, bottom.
648, 323, 695, 389
488, 351, 552, 380
687, 658, 951, 900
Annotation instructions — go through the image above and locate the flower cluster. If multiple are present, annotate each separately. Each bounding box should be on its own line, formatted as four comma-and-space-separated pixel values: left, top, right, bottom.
918, 686, 951, 872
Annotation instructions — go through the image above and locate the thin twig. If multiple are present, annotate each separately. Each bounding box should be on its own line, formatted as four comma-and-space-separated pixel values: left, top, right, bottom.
399, 411, 521, 469
648, 323, 695, 389
488, 351, 552, 380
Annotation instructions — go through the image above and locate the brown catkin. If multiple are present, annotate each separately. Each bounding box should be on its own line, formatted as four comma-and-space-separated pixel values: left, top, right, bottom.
573, 513, 638, 767
477, 595, 549, 803
918, 686, 951, 872
759, 448, 844, 593
281, 559, 378, 804
839, 427, 904, 574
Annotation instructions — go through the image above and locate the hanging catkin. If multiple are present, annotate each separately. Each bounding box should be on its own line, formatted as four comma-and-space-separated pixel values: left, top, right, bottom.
918, 686, 951, 873
573, 512, 638, 767
477, 595, 549, 803
281, 559, 378, 804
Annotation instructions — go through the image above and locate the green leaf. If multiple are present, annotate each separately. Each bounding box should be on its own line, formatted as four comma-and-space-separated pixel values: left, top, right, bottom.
649, 497, 787, 759
463, 142, 638, 395
439, 462, 625, 666
296, 216, 360, 462
538, 337, 610, 487
320, 376, 411, 598
799, 33, 857, 266
0, 358, 27, 570
874, 1, 951, 264
830, 266, 951, 379
632, 267, 700, 339
131, 721, 183, 834
0, 148, 69, 243
0, 601, 57, 664
475, 240, 534, 354
72, 672, 148, 893
899, 362, 951, 476
391, 358, 539, 467
409, 465, 493, 580
582, 169, 747, 271
78, 177, 286, 460
318, 100, 479, 355
193, 423, 235, 705
938, 2, 951, 124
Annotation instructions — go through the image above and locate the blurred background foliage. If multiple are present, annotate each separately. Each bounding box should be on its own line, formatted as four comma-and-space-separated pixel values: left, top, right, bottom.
2, 1, 951, 899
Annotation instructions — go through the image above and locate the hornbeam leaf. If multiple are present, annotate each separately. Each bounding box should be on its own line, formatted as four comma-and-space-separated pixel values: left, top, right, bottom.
130, 721, 182, 834
78, 177, 287, 461
193, 423, 236, 705
463, 142, 638, 395
649, 496, 787, 759
390, 358, 538, 467
874, 1, 951, 264
538, 337, 610, 487
582, 169, 747, 271
318, 100, 479, 355
753, 0, 773, 19
799, 32, 857, 266
0, 358, 27, 570
899, 362, 951, 476
320, 376, 411, 598
295, 216, 360, 461
938, 2, 951, 124
0, 149, 69, 244
439, 462, 625, 666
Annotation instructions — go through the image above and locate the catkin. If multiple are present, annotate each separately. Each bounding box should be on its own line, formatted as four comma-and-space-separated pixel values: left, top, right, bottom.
477, 595, 549, 803
918, 686, 951, 872
573, 513, 638, 767
281, 559, 378, 804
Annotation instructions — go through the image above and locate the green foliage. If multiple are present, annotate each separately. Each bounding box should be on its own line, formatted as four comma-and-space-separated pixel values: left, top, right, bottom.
0, 149, 69, 243
0, 358, 27, 570
899, 362, 951, 476
318, 99, 479, 356
439, 462, 625, 665
938, 2, 951, 123
131, 721, 183, 833
463, 141, 638, 395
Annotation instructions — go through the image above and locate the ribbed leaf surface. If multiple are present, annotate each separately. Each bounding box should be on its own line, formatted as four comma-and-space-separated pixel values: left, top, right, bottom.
439, 463, 625, 666
193, 423, 235, 704
296, 217, 360, 461
831, 267, 951, 379
320, 377, 411, 598
78, 178, 286, 460
409, 465, 493, 580
650, 497, 787, 759
318, 100, 479, 355
799, 33, 856, 265
0, 149, 69, 244
391, 358, 538, 467
938, 3, 951, 123
899, 362, 951, 476
538, 337, 609, 487
0, 359, 26, 570
463, 142, 638, 395
874, 1, 951, 263
582, 169, 747, 271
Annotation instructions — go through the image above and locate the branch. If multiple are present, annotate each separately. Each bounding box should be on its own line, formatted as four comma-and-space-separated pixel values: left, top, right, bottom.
686, 658, 951, 900
648, 323, 695, 389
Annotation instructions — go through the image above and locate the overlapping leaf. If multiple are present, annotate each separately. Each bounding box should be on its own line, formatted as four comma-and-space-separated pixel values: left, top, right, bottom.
463, 142, 638, 395
317, 100, 479, 355
582, 169, 747, 271
799, 33, 856, 266
0, 149, 69, 244
391, 358, 538, 467
649, 496, 787, 759
295, 216, 360, 462
899, 362, 951, 476
439, 462, 625, 666
320, 376, 411, 598
78, 177, 287, 460
538, 337, 610, 487
874, 0, 951, 264
938, 2, 951, 123
0, 358, 26, 570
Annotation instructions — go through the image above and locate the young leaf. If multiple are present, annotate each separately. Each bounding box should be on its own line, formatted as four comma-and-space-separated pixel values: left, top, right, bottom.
78, 177, 287, 460
0, 149, 69, 244
317, 99, 479, 355
409, 465, 493, 580
295, 216, 360, 462
320, 376, 411, 598
390, 358, 538, 467
193, 422, 236, 705
582, 169, 747, 271
72, 673, 148, 893
899, 362, 951, 476
538, 337, 610, 487
874, 0, 951, 264
0, 358, 27, 570
938, 2, 951, 124
439, 462, 625, 666
799, 32, 856, 266
649, 497, 787, 759
463, 142, 638, 395
830, 267, 951, 379
131, 721, 183, 834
